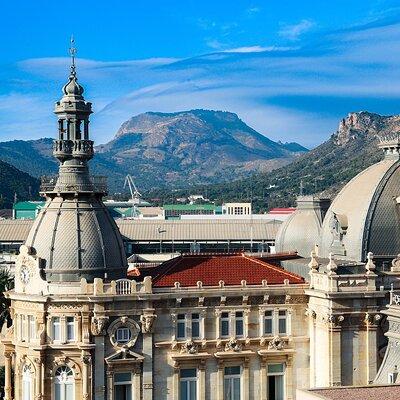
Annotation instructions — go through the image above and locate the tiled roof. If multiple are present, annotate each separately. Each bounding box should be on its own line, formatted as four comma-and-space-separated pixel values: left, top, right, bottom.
306, 385, 400, 400
136, 253, 305, 287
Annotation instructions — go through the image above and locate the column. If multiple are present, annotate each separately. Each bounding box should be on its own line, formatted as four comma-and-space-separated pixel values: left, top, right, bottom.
199, 361, 206, 399
328, 316, 343, 386
243, 358, 250, 400
306, 309, 316, 388
217, 361, 224, 400
286, 356, 294, 400
94, 335, 105, 400
259, 359, 266, 400
142, 332, 153, 399
106, 370, 114, 400
34, 355, 43, 399
133, 365, 141, 400
4, 351, 12, 400
173, 362, 180, 399
364, 313, 380, 384
81, 352, 92, 400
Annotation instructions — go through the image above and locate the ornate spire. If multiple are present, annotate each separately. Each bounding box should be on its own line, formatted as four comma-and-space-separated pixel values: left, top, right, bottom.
62, 36, 84, 97
40, 38, 104, 195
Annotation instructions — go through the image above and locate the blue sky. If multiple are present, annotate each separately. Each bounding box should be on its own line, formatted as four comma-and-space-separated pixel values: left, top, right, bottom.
1, 0, 400, 147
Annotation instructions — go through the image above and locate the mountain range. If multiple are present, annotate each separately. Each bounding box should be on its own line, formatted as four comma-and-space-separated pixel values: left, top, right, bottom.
0, 110, 393, 211
0, 110, 307, 192
146, 111, 394, 211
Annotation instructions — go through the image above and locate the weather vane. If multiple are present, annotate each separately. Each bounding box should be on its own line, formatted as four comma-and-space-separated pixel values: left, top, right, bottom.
69, 35, 77, 68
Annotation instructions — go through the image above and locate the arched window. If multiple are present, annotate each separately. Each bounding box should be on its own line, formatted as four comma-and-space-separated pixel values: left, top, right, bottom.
22, 364, 32, 400
54, 366, 74, 400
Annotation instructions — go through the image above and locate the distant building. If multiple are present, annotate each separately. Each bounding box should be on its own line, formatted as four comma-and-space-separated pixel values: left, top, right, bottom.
223, 202, 252, 216
163, 204, 222, 219
12, 201, 44, 220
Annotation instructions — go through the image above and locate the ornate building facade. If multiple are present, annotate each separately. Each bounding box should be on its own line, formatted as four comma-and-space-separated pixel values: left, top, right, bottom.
2, 49, 400, 400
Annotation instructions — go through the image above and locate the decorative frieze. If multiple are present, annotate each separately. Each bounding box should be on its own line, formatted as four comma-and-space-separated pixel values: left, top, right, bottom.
268, 336, 285, 350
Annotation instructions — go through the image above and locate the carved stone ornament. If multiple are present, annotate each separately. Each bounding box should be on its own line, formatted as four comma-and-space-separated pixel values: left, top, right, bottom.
308, 251, 319, 272
268, 336, 284, 350
225, 339, 242, 352
326, 253, 338, 275
140, 314, 156, 334
180, 340, 198, 354
365, 252, 376, 274
392, 254, 400, 272
91, 317, 108, 336
327, 314, 344, 327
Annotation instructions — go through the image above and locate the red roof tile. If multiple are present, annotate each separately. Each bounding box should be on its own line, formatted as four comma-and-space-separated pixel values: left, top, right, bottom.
143, 253, 304, 288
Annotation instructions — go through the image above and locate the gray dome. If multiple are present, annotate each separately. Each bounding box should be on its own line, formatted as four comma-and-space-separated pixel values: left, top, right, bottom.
320, 157, 400, 262
275, 196, 330, 257
25, 195, 127, 282
23, 55, 128, 283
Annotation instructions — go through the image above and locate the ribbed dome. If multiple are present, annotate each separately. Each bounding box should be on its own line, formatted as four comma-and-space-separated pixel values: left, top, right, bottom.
320, 158, 400, 262
62, 71, 84, 97
25, 196, 127, 282
275, 196, 330, 258
23, 53, 128, 283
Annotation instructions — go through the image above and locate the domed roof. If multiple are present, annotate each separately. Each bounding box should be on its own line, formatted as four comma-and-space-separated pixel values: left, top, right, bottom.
62, 72, 84, 97
275, 196, 330, 257
320, 157, 400, 262
23, 50, 128, 283
25, 196, 127, 282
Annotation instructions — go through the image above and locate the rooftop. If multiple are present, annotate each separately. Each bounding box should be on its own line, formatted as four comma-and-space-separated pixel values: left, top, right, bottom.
299, 384, 400, 400
134, 253, 305, 287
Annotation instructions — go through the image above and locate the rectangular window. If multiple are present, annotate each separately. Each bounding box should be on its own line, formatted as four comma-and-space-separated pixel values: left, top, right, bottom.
114, 372, 132, 400
19, 315, 26, 342
235, 312, 244, 337
267, 364, 285, 400
180, 368, 197, 400
177, 314, 186, 339
224, 366, 241, 400
278, 311, 287, 335
66, 317, 75, 342
116, 327, 131, 343
28, 316, 35, 341
191, 313, 200, 339
52, 317, 60, 341
264, 311, 273, 335
221, 312, 230, 337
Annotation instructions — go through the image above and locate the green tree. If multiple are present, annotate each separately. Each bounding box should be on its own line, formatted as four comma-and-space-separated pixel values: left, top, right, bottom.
0, 268, 13, 331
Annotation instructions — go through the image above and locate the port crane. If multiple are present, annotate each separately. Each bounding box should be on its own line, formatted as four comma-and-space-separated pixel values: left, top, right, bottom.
123, 174, 142, 205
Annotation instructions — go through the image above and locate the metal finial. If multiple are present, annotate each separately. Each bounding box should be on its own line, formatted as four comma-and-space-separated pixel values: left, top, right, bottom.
69, 35, 77, 72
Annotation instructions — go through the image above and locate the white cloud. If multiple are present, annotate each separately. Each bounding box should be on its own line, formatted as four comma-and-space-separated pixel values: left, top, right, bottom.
246, 6, 260, 15
279, 19, 316, 41
3, 16, 400, 147
223, 45, 296, 53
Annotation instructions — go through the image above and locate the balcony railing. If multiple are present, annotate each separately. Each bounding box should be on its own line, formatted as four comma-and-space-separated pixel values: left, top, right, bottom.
40, 175, 108, 194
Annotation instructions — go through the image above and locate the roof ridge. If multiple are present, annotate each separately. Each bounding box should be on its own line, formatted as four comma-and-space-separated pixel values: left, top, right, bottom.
152, 254, 184, 284
241, 254, 304, 282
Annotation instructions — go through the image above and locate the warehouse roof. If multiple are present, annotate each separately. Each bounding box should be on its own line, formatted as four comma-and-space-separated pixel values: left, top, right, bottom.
0, 219, 34, 242
117, 218, 281, 241
0, 217, 281, 243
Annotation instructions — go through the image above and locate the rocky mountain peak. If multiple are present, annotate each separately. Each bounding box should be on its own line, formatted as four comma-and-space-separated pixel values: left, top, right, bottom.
333, 111, 400, 147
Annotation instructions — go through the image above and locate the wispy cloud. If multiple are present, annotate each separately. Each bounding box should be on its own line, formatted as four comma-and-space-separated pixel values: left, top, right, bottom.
2, 15, 400, 148
246, 6, 260, 15
279, 19, 316, 41
222, 45, 296, 53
